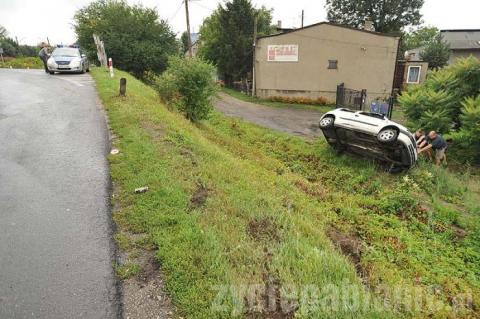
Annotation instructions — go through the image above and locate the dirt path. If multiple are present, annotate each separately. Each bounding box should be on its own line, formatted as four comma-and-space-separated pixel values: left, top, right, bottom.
214, 92, 324, 138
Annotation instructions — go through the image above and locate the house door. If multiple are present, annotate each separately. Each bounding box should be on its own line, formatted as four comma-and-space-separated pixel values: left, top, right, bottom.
393, 61, 406, 91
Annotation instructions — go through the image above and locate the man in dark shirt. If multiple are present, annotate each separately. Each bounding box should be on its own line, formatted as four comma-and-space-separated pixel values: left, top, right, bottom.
418, 131, 447, 165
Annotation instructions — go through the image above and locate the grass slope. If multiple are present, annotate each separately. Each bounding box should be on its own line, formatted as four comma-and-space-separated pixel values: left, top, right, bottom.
92, 68, 479, 318
1, 57, 43, 69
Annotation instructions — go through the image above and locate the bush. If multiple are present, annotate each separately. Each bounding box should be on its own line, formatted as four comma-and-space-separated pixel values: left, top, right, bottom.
155, 57, 217, 122
268, 95, 334, 106
449, 95, 480, 164
399, 56, 480, 132
398, 57, 480, 163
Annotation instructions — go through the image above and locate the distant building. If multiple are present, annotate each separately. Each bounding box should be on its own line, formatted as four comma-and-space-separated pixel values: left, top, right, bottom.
440, 29, 480, 63
184, 33, 200, 57
254, 22, 400, 105
406, 29, 480, 65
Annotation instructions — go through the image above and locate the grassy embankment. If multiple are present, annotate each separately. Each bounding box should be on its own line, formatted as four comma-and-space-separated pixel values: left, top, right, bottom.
92, 68, 479, 318
0, 57, 43, 69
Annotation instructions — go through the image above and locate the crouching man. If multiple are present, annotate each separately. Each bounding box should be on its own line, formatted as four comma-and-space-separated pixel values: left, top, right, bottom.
418, 131, 447, 165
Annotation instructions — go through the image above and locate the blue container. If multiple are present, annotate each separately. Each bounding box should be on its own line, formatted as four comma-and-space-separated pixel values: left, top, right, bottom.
370, 101, 390, 116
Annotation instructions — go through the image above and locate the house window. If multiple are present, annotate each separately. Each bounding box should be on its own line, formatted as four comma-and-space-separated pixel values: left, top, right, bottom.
407, 66, 421, 84
328, 60, 338, 69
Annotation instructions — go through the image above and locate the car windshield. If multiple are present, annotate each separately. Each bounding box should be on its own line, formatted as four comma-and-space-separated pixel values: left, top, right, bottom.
52, 48, 80, 57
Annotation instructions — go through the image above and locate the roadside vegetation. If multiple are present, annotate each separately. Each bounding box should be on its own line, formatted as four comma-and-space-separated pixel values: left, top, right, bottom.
0, 57, 42, 69
222, 88, 335, 113
74, 0, 178, 76
399, 57, 480, 163
92, 68, 479, 318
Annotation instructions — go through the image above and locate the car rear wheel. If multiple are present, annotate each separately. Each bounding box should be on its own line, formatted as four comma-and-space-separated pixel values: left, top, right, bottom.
319, 116, 335, 129
377, 128, 398, 143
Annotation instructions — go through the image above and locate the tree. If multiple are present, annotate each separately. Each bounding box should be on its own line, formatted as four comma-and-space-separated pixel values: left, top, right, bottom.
0, 25, 7, 39
420, 34, 450, 70
74, 0, 178, 76
198, 0, 274, 85
180, 31, 190, 54
325, 0, 424, 33
402, 26, 439, 51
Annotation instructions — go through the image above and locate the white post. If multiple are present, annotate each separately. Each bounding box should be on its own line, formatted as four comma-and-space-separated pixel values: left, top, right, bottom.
108, 57, 114, 78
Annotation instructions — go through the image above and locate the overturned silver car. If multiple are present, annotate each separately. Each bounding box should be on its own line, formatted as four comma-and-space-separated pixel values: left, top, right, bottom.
319, 108, 418, 172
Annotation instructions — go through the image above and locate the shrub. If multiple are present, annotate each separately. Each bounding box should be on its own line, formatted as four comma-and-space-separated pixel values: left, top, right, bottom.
268, 95, 333, 106
449, 95, 480, 164
155, 57, 217, 122
399, 57, 480, 163
399, 56, 480, 132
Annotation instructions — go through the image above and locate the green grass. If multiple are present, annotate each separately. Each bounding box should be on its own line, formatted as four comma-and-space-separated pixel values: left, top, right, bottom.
1, 57, 43, 69
92, 68, 480, 318
222, 87, 335, 113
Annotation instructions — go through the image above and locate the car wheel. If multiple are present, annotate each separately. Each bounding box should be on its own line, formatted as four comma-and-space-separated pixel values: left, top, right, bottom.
49, 71, 55, 75
377, 128, 398, 143
319, 116, 335, 129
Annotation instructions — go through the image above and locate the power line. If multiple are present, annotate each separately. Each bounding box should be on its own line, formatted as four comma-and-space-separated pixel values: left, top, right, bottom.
168, 1, 184, 22
190, 1, 215, 12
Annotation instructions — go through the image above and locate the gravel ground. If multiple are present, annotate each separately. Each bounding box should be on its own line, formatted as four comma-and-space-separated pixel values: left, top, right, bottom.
214, 92, 324, 138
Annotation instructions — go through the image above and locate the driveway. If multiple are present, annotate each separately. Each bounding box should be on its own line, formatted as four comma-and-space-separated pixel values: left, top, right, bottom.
0, 69, 120, 318
214, 92, 324, 138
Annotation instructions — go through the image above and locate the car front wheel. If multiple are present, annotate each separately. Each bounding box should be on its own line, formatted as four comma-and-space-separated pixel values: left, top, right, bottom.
319, 116, 335, 129
377, 128, 398, 143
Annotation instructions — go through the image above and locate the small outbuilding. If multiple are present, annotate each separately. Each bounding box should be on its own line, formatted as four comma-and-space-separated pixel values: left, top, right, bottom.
254, 22, 400, 106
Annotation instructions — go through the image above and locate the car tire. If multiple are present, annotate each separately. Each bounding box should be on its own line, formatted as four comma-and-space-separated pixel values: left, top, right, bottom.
319, 116, 335, 129
377, 128, 398, 143
49, 71, 54, 75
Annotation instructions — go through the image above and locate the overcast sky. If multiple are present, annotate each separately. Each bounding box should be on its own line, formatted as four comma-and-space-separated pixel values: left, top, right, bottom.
0, 0, 478, 45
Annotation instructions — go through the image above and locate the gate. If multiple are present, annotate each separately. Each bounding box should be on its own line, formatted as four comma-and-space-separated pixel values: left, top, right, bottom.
336, 83, 366, 110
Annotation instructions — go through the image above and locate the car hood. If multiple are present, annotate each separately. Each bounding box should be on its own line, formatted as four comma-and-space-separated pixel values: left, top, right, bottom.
53, 56, 79, 62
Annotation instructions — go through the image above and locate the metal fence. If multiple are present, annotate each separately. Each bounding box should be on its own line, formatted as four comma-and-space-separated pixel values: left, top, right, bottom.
336, 83, 366, 111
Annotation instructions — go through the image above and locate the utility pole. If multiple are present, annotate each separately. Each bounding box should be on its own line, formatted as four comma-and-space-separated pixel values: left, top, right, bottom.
252, 16, 258, 97
301, 10, 304, 28
184, 0, 193, 58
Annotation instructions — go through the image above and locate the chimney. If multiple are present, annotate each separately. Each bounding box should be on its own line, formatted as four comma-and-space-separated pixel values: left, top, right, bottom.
277, 20, 282, 29
363, 19, 375, 31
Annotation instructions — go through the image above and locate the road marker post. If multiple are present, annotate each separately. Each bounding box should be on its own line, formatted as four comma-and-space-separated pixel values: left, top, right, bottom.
108, 58, 114, 78
119, 78, 127, 96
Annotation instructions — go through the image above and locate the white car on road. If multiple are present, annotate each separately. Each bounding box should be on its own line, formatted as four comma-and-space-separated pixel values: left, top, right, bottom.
319, 108, 417, 172
47, 47, 90, 74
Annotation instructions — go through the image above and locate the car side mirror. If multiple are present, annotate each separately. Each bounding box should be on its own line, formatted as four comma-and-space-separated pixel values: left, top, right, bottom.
81, 54, 86, 58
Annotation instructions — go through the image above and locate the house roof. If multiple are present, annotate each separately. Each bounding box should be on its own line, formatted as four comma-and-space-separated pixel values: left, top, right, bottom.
257, 21, 400, 40
440, 29, 480, 50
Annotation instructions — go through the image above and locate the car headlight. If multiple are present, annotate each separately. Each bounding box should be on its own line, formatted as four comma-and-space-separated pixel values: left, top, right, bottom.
47, 58, 56, 66
70, 58, 81, 67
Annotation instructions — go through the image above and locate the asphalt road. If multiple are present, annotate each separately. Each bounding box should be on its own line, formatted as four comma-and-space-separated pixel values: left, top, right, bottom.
214, 92, 324, 138
0, 69, 120, 318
